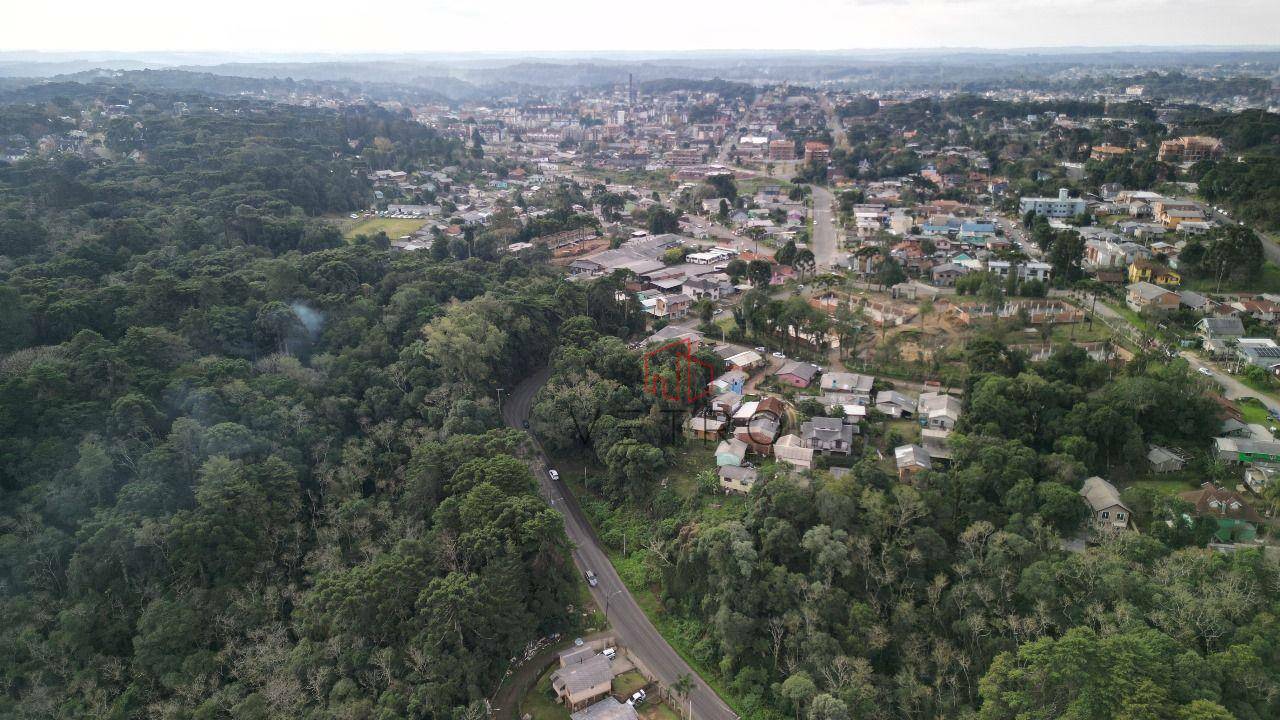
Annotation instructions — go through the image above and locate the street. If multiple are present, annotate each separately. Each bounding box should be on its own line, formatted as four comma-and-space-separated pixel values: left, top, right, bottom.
810, 184, 840, 269
502, 370, 737, 720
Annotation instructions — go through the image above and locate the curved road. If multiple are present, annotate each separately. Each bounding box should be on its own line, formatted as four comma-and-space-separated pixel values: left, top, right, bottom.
502, 370, 736, 720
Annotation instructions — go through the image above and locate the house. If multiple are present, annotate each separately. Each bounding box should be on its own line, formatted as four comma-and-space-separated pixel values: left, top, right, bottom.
1235, 338, 1280, 370
819, 372, 875, 404
920, 427, 954, 461
775, 361, 820, 388
1146, 445, 1185, 473
571, 698, 639, 720
894, 444, 932, 481
1213, 436, 1280, 464
686, 416, 725, 440
875, 390, 915, 418
683, 277, 723, 300
1126, 282, 1180, 312
1128, 258, 1181, 287
718, 465, 759, 495
1178, 482, 1264, 543
725, 350, 765, 371
1196, 316, 1245, 354
773, 434, 814, 470
550, 652, 613, 710
715, 438, 749, 467
651, 293, 692, 319
711, 391, 743, 418
709, 369, 748, 395
1078, 476, 1132, 532
800, 417, 856, 455
917, 392, 962, 430
930, 263, 969, 286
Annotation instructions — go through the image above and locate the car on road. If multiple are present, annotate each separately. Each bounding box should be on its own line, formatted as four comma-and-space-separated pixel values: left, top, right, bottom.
522, 420, 530, 429
584, 570, 598, 587
548, 469, 560, 481
1197, 367, 1214, 377
628, 689, 646, 706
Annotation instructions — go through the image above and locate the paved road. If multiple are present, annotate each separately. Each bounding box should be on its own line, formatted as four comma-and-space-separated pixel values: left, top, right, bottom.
810, 184, 840, 270
818, 92, 847, 149
502, 371, 737, 720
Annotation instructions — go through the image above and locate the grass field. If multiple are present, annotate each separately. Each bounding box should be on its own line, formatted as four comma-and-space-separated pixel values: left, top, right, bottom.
341, 216, 427, 240
613, 670, 648, 697
1237, 397, 1272, 426
1125, 478, 1199, 499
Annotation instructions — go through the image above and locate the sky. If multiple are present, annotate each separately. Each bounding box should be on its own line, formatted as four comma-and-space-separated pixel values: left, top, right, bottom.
3, 0, 1279, 55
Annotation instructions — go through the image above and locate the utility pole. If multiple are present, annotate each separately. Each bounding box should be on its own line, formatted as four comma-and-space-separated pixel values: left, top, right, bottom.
496, 388, 505, 416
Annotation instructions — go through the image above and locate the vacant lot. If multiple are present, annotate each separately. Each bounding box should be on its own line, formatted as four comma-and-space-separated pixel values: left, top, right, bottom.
342, 216, 427, 240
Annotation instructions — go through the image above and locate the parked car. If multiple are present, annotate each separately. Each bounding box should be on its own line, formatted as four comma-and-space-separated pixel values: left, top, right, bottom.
584, 570, 598, 587
754, 346, 766, 353
772, 351, 786, 358
1197, 367, 1214, 377
629, 690, 646, 705
548, 469, 560, 481
603, 647, 617, 661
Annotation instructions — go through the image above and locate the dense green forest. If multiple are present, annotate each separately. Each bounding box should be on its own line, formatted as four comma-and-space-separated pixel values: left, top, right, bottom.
0, 90, 592, 718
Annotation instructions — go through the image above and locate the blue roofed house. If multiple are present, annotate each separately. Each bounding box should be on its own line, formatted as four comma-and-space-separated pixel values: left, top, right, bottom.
958, 221, 996, 240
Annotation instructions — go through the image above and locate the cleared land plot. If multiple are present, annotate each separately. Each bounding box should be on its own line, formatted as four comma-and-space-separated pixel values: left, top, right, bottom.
342, 217, 427, 240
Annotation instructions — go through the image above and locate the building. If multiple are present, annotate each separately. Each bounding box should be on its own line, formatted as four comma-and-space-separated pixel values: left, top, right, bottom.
1178, 482, 1264, 542
768, 139, 796, 161
1019, 188, 1086, 219
917, 392, 962, 430
773, 434, 815, 470
1079, 476, 1132, 532
894, 444, 932, 481
1089, 144, 1130, 161
1157, 136, 1224, 163
1213, 436, 1280, 464
775, 361, 820, 388
875, 390, 916, 418
818, 372, 874, 404
1146, 445, 1185, 473
1126, 282, 1180, 312
718, 465, 759, 495
800, 416, 856, 455
571, 698, 639, 720
1235, 338, 1280, 371
715, 438, 749, 467
685, 416, 725, 440
1127, 258, 1181, 287
803, 141, 830, 165
550, 652, 613, 710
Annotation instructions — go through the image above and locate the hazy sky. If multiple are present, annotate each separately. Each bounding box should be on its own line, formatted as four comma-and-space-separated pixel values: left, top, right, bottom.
4, 0, 1279, 54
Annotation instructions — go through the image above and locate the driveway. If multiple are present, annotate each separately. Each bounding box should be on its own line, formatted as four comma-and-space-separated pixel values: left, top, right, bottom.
502, 370, 737, 720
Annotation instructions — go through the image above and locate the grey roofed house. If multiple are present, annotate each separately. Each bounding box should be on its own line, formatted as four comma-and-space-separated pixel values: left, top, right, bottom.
894, 444, 932, 472
572, 699, 639, 720
876, 390, 916, 417
1147, 445, 1184, 473
819, 372, 874, 396
921, 427, 953, 460
1219, 418, 1250, 437
718, 464, 760, 494
800, 416, 856, 454
1179, 290, 1212, 311
550, 653, 613, 697
1079, 476, 1132, 530
1197, 315, 1244, 339
776, 361, 820, 384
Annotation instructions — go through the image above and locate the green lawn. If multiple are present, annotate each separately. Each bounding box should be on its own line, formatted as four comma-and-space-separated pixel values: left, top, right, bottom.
1237, 397, 1271, 426
613, 670, 648, 697
342, 216, 427, 240
1125, 478, 1199, 499
521, 666, 570, 720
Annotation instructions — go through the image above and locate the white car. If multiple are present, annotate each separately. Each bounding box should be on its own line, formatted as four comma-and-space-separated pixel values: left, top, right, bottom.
772, 351, 786, 359
629, 689, 646, 706
1197, 367, 1214, 377
548, 469, 560, 481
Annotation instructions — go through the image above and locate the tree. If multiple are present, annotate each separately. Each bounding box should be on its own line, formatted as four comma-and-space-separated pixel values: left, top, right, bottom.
793, 248, 816, 279
776, 240, 798, 266
748, 259, 774, 288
